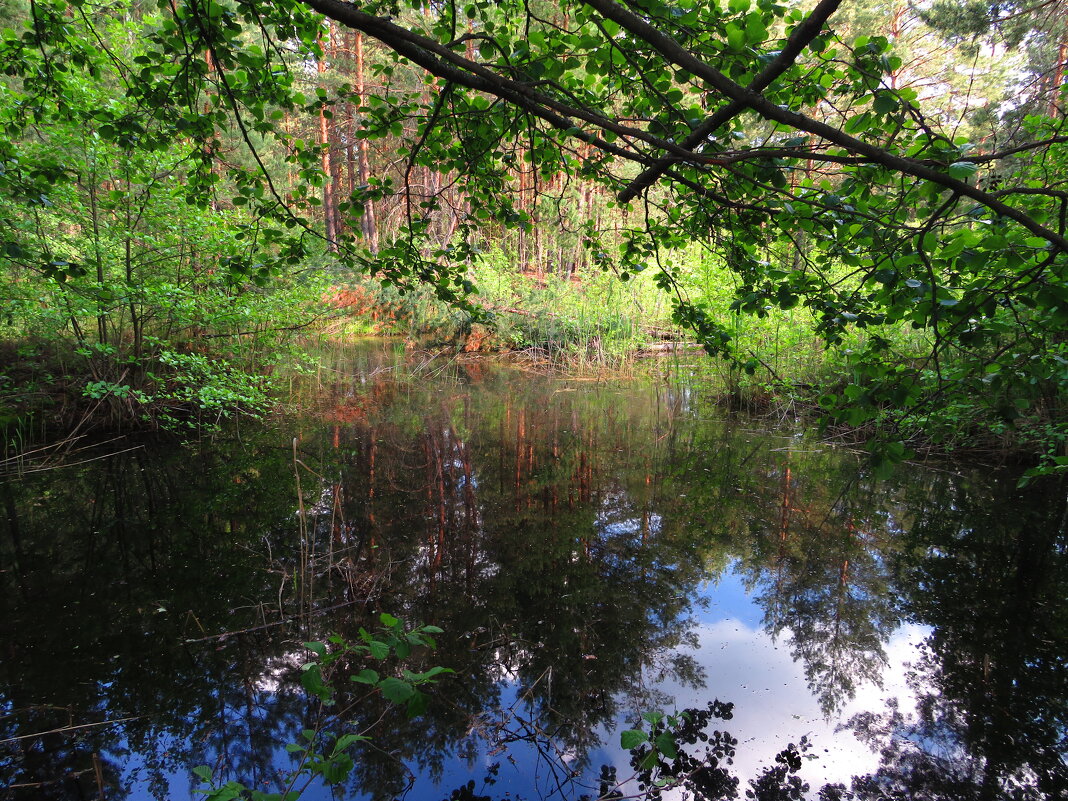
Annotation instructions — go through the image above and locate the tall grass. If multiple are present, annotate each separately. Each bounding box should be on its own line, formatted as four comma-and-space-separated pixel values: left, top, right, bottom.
323, 242, 934, 394
327, 247, 678, 370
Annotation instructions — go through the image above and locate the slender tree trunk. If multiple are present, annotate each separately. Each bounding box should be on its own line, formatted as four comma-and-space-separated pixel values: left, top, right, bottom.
517, 156, 527, 271
87, 161, 107, 348
203, 49, 220, 213
354, 32, 378, 251
1051, 39, 1067, 117
123, 171, 141, 360
318, 28, 338, 252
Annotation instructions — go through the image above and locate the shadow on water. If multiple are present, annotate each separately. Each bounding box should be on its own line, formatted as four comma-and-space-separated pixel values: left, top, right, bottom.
0, 341, 1065, 800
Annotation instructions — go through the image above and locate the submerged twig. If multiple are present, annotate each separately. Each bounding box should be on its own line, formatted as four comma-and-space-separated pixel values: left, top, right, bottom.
0, 715, 145, 745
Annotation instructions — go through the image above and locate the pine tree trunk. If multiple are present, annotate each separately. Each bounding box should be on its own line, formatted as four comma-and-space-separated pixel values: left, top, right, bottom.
318, 28, 338, 252
354, 32, 378, 251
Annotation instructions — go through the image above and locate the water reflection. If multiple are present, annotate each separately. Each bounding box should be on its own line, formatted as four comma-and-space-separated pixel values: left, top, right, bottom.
842, 476, 1068, 800
0, 344, 1065, 800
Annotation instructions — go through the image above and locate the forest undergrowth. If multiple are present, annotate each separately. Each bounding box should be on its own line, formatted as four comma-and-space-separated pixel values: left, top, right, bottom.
3, 237, 1059, 476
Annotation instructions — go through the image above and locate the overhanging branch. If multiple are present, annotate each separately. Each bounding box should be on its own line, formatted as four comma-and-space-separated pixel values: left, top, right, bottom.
582, 0, 1068, 255
299, 0, 1068, 256
618, 0, 845, 202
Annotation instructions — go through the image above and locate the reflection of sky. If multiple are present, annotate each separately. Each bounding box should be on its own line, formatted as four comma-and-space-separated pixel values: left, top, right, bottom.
626, 619, 930, 792
114, 582, 930, 801
116, 738, 341, 801
695, 563, 762, 628
115, 686, 601, 801
607, 559, 928, 791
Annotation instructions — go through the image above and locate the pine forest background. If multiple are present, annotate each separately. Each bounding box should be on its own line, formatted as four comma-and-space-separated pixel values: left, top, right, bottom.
0, 0, 1066, 473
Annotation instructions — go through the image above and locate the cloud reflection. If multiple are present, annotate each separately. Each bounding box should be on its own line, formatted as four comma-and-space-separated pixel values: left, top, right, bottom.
622, 619, 931, 791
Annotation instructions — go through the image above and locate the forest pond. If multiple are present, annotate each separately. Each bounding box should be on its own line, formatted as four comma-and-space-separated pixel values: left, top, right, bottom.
2, 341, 1066, 800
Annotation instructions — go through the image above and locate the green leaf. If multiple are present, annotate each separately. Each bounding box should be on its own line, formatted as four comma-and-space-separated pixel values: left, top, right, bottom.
406, 690, 428, 718
654, 732, 678, 760
725, 23, 745, 51
192, 765, 214, 782
744, 13, 767, 43
620, 729, 649, 749
351, 669, 380, 684
843, 112, 872, 134
403, 665, 453, 682
379, 677, 416, 704
872, 92, 897, 114
201, 782, 246, 801
947, 161, 978, 180
334, 733, 368, 750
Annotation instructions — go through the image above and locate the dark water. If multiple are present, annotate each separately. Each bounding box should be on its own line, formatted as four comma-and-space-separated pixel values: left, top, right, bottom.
1, 342, 1066, 800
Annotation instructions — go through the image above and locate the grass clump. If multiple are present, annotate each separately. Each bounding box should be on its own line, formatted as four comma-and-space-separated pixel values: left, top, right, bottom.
326, 247, 678, 369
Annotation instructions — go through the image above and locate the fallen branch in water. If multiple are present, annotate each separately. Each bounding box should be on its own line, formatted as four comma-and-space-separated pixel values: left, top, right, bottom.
0, 715, 146, 745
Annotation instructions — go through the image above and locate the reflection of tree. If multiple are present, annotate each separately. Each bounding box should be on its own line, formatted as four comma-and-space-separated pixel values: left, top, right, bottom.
591, 386, 914, 717
300, 372, 721, 798
6, 347, 1033, 801
840, 475, 1068, 800
0, 362, 732, 800
0, 700, 125, 800
0, 439, 316, 800
725, 451, 904, 715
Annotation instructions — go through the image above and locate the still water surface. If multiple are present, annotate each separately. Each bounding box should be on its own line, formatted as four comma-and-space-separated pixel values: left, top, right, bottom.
2, 342, 1066, 799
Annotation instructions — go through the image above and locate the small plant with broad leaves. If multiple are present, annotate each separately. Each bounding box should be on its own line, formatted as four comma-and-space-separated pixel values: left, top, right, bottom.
192, 613, 452, 801
299, 613, 451, 718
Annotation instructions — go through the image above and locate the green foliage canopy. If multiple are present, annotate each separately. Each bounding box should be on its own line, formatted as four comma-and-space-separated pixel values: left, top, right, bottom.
2, 0, 1066, 460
